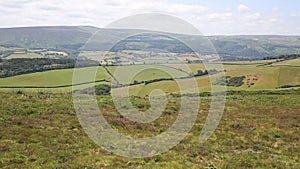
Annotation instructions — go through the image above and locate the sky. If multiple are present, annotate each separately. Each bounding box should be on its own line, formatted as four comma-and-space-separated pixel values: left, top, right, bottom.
0, 0, 299, 35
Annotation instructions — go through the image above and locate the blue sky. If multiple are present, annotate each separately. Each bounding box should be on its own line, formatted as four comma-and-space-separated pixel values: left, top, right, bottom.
0, 0, 299, 35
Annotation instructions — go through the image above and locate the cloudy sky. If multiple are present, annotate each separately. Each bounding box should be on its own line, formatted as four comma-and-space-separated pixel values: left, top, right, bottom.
0, 0, 299, 35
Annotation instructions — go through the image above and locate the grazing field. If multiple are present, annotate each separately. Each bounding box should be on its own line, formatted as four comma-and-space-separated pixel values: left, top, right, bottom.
42, 51, 68, 56
0, 65, 189, 90
0, 91, 299, 168
222, 59, 278, 65
272, 58, 300, 66
6, 53, 44, 59
127, 76, 212, 96
106, 65, 189, 84
0, 67, 110, 87
128, 62, 298, 96
0, 59, 299, 94
222, 65, 280, 89
278, 67, 300, 87
163, 63, 206, 74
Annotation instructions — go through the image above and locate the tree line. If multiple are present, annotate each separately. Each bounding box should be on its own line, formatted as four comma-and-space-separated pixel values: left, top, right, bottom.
0, 58, 99, 78
264, 54, 300, 60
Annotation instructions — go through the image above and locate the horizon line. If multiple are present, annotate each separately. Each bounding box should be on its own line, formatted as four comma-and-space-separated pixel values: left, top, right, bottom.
0, 25, 299, 36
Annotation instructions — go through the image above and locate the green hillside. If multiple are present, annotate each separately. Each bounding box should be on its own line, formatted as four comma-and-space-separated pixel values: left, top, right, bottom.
0, 26, 300, 60
209, 35, 300, 60
0, 26, 98, 52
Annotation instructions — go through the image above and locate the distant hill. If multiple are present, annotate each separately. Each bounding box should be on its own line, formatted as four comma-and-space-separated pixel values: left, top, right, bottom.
0, 26, 300, 60
209, 35, 300, 60
0, 26, 98, 51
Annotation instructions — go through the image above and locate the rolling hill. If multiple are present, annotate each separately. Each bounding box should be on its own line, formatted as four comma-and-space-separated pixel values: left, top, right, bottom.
0, 26, 98, 51
0, 26, 300, 60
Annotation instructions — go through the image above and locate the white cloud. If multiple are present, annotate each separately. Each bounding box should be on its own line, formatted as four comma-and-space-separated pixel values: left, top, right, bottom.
272, 7, 279, 12
238, 4, 250, 13
0, 0, 299, 35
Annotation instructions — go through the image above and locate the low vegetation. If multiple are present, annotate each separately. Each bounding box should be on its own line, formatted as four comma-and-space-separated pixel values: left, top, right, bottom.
213, 76, 246, 87
0, 91, 299, 168
74, 84, 111, 95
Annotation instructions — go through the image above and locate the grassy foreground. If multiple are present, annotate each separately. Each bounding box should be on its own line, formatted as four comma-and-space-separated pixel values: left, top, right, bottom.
0, 91, 299, 168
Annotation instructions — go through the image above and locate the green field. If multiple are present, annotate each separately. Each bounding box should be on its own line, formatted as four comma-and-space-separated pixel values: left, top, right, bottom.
278, 67, 300, 87
106, 65, 189, 84
6, 53, 44, 59
272, 58, 300, 66
0, 65, 189, 91
163, 63, 206, 74
127, 60, 300, 96
42, 51, 68, 56
0, 67, 109, 87
222, 59, 278, 65
1, 59, 299, 95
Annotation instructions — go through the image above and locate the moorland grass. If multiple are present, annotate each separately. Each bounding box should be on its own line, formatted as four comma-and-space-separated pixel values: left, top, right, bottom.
0, 91, 299, 168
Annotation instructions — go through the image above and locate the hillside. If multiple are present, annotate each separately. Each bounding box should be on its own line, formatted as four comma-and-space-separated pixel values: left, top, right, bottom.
1, 91, 300, 168
209, 35, 300, 60
0, 26, 300, 60
0, 26, 98, 51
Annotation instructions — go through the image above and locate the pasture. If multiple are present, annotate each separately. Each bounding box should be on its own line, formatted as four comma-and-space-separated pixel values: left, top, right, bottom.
0, 59, 299, 95
5, 53, 44, 59
272, 58, 300, 66
0, 67, 109, 87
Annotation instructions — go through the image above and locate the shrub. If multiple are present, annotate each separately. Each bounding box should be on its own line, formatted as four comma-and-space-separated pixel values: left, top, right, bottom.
74, 84, 111, 95
227, 76, 246, 87
214, 76, 245, 87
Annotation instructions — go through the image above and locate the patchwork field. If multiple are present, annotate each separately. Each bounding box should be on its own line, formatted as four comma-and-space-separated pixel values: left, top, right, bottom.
0, 59, 299, 95
128, 60, 300, 96
1, 59, 299, 168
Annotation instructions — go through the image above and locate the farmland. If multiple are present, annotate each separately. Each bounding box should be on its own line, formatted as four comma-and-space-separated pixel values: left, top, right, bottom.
1, 58, 299, 95
1, 57, 300, 168
1, 6, 300, 169
272, 58, 300, 67
5, 53, 44, 59
0, 67, 109, 87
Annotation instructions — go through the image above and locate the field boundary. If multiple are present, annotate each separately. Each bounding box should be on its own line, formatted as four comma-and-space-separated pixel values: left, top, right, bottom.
0, 79, 107, 89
